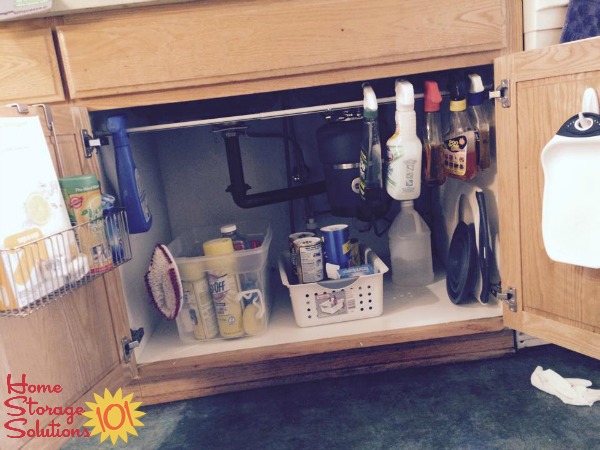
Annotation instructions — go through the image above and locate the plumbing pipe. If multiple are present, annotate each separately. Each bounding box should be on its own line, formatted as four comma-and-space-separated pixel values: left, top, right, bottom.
221, 128, 326, 209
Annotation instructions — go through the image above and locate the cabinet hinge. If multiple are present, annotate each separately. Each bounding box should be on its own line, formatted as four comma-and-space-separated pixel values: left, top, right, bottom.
491, 284, 517, 312
122, 328, 144, 363
7, 103, 30, 114
82, 129, 104, 158
489, 79, 510, 108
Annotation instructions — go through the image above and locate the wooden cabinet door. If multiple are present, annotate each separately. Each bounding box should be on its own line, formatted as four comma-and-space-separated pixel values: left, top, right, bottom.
55, 0, 519, 109
495, 37, 600, 360
0, 105, 136, 450
0, 20, 64, 105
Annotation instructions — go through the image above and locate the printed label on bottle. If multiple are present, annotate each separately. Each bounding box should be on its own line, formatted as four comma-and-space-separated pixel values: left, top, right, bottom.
386, 143, 417, 195
443, 131, 478, 179
402, 158, 417, 193
183, 280, 219, 340
385, 143, 401, 190
358, 148, 368, 200
207, 271, 244, 338
134, 168, 152, 222
386, 141, 402, 163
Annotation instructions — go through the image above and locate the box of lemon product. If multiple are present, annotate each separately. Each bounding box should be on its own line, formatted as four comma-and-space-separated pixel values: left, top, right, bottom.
0, 116, 76, 311
59, 174, 112, 275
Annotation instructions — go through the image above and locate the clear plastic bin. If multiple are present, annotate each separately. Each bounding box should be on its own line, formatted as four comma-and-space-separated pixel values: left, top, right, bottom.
168, 222, 272, 343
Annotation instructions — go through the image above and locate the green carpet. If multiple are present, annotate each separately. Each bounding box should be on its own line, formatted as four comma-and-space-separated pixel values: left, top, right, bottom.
63, 344, 600, 450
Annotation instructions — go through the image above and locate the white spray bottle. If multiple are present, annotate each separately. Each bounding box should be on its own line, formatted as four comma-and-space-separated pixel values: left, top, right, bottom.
385, 79, 422, 201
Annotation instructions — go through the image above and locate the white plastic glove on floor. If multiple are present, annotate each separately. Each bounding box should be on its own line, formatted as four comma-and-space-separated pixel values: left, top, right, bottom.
531, 366, 600, 406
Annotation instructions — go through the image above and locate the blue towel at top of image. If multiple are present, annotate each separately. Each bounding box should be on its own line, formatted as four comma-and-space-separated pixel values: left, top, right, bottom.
561, 0, 600, 43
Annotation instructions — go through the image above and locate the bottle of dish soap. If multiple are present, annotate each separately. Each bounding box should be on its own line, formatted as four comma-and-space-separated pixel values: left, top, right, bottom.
386, 79, 422, 200
359, 83, 385, 210
467, 73, 491, 171
106, 115, 152, 233
443, 79, 478, 181
422, 80, 446, 186
388, 200, 434, 286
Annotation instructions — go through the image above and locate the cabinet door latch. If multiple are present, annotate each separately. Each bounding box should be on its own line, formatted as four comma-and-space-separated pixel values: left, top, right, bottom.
122, 328, 144, 363
491, 284, 516, 312
489, 79, 510, 108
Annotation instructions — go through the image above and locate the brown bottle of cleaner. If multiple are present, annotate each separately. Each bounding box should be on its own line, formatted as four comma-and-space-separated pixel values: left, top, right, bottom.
443, 79, 478, 181
423, 81, 446, 186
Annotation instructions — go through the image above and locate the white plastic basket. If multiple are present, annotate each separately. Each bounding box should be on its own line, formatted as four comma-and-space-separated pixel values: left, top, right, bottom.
279, 247, 388, 327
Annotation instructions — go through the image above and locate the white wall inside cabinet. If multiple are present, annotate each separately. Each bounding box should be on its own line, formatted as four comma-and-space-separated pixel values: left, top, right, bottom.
154, 124, 292, 254
99, 132, 172, 354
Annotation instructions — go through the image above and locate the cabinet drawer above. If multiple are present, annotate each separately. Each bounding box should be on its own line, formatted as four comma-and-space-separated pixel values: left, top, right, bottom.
0, 21, 65, 104
56, 0, 513, 107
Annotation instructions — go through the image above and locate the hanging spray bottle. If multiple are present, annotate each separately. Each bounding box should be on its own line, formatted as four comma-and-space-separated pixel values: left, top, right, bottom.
106, 115, 153, 234
358, 83, 385, 211
386, 80, 433, 286
467, 73, 491, 171
423, 80, 446, 186
385, 79, 423, 200
443, 79, 478, 181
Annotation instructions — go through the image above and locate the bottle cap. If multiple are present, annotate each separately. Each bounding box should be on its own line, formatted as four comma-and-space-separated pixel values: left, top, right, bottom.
468, 73, 486, 106
305, 217, 318, 231
220, 224, 237, 234
395, 79, 414, 112
203, 238, 234, 256
449, 99, 467, 112
449, 79, 467, 111
424, 81, 442, 112
362, 83, 378, 119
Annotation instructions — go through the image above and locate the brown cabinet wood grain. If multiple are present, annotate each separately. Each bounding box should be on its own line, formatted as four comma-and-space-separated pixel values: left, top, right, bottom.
495, 36, 600, 360
55, 0, 517, 109
0, 20, 64, 105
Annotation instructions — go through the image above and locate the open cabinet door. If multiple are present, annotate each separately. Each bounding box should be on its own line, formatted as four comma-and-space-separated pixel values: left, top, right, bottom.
0, 105, 138, 450
495, 37, 600, 360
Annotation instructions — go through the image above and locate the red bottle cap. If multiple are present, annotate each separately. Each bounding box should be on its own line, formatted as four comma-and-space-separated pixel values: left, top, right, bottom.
424, 81, 442, 112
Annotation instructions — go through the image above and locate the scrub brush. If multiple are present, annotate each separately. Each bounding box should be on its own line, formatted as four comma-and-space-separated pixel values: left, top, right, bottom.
144, 244, 183, 320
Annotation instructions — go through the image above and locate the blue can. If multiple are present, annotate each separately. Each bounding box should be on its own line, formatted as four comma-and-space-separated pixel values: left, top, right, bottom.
320, 224, 351, 269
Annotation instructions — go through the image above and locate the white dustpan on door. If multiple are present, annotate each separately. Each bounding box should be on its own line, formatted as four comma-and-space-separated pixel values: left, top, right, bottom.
541, 88, 600, 268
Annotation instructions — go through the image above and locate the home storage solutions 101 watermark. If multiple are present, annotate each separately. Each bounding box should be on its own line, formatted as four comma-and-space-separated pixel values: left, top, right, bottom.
2, 374, 145, 445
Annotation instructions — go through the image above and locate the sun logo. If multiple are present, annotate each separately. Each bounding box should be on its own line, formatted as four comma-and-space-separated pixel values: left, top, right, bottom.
82, 388, 145, 445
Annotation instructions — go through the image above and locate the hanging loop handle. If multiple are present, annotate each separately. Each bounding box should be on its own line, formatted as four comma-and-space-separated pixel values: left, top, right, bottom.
574, 88, 599, 131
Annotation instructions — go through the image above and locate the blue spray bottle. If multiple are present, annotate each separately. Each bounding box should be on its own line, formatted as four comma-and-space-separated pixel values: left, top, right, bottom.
106, 115, 152, 234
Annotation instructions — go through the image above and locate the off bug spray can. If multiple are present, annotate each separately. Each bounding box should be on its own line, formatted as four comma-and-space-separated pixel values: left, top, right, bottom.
203, 237, 244, 339
181, 279, 219, 340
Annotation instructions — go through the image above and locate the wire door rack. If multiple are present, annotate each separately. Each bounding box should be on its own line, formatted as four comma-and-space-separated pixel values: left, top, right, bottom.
0, 209, 131, 317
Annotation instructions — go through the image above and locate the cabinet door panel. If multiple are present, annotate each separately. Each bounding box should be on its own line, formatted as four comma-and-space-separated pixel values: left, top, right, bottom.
56, 0, 508, 102
0, 21, 64, 105
496, 37, 600, 359
0, 106, 134, 450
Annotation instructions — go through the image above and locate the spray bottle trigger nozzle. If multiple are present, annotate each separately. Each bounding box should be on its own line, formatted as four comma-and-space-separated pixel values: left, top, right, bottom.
424, 81, 442, 112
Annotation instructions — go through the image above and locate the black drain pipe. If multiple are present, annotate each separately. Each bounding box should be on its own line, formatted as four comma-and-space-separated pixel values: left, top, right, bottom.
220, 126, 326, 209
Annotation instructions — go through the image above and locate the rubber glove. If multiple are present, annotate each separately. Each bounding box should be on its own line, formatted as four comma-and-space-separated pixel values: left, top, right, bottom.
531, 366, 600, 406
